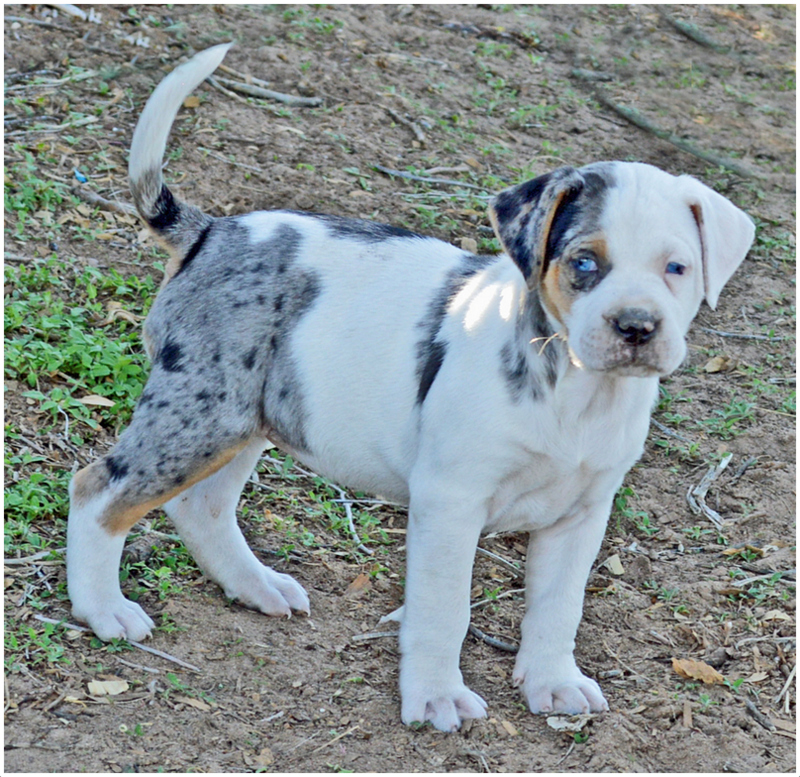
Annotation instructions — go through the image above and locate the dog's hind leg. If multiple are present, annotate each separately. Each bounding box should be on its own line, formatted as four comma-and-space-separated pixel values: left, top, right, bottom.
66, 360, 271, 641
162, 438, 309, 617
67, 433, 254, 642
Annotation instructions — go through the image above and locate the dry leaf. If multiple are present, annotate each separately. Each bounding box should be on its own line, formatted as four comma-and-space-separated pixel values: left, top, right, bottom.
254, 748, 274, 767
88, 679, 129, 696
546, 713, 594, 732
344, 572, 371, 597
183, 95, 201, 108
603, 554, 625, 576
761, 609, 791, 622
745, 671, 769, 683
174, 694, 211, 711
78, 395, 116, 407
459, 237, 478, 253
500, 720, 519, 736
671, 657, 724, 684
703, 355, 734, 373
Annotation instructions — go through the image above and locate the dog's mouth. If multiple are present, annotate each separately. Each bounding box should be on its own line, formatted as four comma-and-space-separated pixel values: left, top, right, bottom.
569, 342, 674, 378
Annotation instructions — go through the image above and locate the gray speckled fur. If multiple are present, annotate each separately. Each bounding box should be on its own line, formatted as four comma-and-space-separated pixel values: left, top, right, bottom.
104, 219, 319, 505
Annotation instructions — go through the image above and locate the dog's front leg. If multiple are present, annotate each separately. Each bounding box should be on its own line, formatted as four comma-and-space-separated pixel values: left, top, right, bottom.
398, 488, 488, 732
513, 500, 613, 714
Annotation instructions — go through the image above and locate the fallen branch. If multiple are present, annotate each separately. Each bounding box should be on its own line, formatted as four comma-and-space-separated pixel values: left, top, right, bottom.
383, 107, 427, 146
468, 623, 518, 653
658, 9, 730, 53
214, 75, 322, 107
744, 698, 776, 732
311, 725, 360, 754
4, 14, 75, 32
70, 187, 136, 216
699, 326, 787, 342
686, 453, 733, 530
34, 615, 202, 673
351, 629, 399, 642
374, 164, 484, 190
774, 664, 796, 706
475, 546, 524, 579
589, 88, 760, 179
650, 418, 693, 444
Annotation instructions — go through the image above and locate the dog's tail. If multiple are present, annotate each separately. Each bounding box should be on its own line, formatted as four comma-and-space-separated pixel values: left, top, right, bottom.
129, 43, 232, 257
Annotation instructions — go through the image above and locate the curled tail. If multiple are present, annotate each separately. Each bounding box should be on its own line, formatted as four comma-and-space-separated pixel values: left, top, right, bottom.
129, 43, 232, 259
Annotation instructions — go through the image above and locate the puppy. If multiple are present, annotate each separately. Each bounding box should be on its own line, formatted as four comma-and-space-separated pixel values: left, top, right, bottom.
66, 44, 755, 732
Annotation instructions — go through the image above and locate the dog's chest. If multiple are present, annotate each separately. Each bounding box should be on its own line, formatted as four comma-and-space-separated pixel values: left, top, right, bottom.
484, 376, 656, 533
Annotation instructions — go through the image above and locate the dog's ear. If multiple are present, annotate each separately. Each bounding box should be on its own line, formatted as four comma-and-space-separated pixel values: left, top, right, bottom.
488, 167, 585, 289
681, 176, 756, 310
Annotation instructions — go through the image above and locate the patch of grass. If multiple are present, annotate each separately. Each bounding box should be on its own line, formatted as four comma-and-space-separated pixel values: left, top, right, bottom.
5, 258, 156, 432
613, 485, 655, 536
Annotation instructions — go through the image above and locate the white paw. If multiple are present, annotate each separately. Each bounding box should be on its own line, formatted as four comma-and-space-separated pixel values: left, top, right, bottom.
72, 595, 155, 642
223, 563, 310, 617
401, 680, 488, 732
514, 665, 609, 714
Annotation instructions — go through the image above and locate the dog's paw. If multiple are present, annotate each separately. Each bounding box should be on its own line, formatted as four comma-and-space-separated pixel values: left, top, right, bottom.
73, 596, 155, 643
514, 667, 609, 714
401, 683, 488, 732
224, 564, 310, 618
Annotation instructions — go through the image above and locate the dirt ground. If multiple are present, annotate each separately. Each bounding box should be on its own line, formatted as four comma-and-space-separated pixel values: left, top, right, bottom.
4, 4, 796, 773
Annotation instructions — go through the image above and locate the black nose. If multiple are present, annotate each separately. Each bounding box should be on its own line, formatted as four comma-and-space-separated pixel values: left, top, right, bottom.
611, 308, 660, 346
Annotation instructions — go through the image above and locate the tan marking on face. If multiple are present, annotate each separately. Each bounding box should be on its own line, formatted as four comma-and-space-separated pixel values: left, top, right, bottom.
79, 443, 249, 535
540, 262, 570, 326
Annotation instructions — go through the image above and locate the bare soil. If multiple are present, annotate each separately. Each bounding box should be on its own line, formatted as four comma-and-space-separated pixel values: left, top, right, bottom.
4, 4, 796, 773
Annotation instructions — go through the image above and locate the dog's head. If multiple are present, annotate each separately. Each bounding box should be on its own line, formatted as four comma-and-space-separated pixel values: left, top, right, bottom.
489, 162, 755, 377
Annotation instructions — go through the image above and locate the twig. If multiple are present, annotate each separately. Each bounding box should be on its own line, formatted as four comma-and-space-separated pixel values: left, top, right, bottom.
70, 187, 137, 216
475, 546, 524, 579
206, 75, 273, 110
657, 9, 730, 53
4, 14, 75, 32
650, 418, 692, 443
729, 456, 758, 485
311, 725, 360, 753
471, 587, 525, 610
116, 657, 160, 674
351, 630, 400, 642
686, 452, 733, 530
374, 164, 483, 190
217, 63, 271, 88
589, 89, 759, 179
288, 462, 373, 555
744, 699, 776, 732
468, 624, 519, 653
214, 76, 322, 107
4, 549, 62, 565
699, 326, 787, 342
33, 615, 202, 673
383, 107, 427, 146
198, 148, 263, 173
571, 68, 615, 82
774, 665, 796, 706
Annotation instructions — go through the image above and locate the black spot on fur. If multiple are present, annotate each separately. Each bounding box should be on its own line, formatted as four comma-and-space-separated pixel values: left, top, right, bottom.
242, 347, 258, 370
149, 185, 181, 232
274, 294, 284, 312
156, 400, 170, 409
313, 213, 424, 243
158, 339, 184, 373
415, 253, 498, 405
417, 340, 446, 404
175, 223, 212, 277
106, 456, 129, 481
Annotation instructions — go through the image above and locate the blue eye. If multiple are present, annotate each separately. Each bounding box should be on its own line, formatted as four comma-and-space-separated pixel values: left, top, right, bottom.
571, 256, 598, 274
666, 262, 686, 275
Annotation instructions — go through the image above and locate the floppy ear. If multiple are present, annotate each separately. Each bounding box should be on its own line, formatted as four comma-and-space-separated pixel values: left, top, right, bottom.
680, 176, 756, 310
488, 167, 585, 289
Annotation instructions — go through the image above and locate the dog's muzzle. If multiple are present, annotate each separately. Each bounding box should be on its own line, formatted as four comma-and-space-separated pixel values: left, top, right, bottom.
607, 308, 661, 347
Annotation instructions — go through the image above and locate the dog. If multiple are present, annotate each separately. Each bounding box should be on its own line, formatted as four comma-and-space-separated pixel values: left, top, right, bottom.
66, 44, 755, 732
